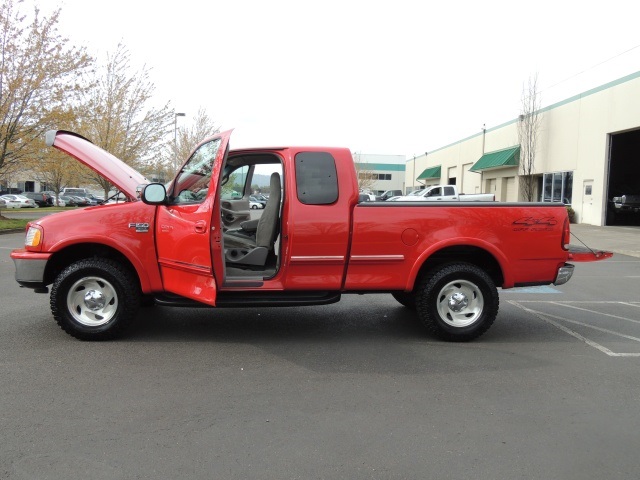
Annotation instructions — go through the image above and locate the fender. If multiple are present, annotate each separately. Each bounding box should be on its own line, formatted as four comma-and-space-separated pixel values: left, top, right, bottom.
47, 235, 162, 293
406, 236, 514, 290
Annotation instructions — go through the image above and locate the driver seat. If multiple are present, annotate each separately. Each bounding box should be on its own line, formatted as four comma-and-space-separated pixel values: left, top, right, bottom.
223, 172, 281, 266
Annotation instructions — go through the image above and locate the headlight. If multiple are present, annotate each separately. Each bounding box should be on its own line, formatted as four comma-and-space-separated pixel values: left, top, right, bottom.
25, 225, 43, 248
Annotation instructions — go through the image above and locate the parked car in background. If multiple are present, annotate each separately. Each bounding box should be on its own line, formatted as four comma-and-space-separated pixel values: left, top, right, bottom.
1, 195, 21, 208
79, 196, 100, 206
393, 185, 495, 202
86, 193, 104, 204
375, 189, 403, 201
249, 195, 266, 209
69, 196, 90, 206
358, 193, 376, 202
608, 193, 640, 225
49, 195, 67, 207
1, 194, 37, 208
59, 195, 80, 207
0, 197, 6, 208
23, 192, 53, 207
61, 187, 91, 197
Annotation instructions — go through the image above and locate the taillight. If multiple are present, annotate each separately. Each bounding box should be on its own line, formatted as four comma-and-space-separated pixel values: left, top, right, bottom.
562, 217, 570, 249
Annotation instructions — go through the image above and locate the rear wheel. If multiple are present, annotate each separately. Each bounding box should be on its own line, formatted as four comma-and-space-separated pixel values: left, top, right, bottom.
415, 263, 498, 342
50, 258, 141, 340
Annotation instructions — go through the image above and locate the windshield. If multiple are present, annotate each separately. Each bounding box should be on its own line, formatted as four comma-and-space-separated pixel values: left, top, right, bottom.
169, 138, 222, 204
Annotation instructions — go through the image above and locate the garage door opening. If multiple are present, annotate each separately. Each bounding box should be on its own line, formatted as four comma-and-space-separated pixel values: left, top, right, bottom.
607, 129, 640, 226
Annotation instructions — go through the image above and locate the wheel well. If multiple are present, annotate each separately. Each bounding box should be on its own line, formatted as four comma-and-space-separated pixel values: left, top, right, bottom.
44, 243, 139, 288
415, 246, 504, 290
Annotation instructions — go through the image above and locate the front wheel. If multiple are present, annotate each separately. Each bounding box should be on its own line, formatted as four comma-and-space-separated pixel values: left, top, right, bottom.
50, 258, 141, 340
415, 263, 499, 342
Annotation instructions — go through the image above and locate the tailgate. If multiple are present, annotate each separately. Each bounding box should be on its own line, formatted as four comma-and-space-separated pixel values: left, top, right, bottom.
567, 245, 613, 261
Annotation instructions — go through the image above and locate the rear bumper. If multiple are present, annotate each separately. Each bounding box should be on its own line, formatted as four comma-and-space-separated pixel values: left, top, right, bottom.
554, 263, 574, 286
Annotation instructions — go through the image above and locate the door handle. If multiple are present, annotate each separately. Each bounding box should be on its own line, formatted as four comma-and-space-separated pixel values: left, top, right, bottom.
194, 220, 207, 234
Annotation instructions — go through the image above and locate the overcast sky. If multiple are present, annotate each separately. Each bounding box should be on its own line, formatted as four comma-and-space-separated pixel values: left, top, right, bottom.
48, 0, 640, 157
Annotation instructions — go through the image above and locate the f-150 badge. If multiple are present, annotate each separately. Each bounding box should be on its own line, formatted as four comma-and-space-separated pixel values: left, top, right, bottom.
128, 223, 150, 233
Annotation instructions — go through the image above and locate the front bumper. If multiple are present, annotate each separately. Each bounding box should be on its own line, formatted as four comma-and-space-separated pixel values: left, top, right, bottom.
11, 250, 52, 289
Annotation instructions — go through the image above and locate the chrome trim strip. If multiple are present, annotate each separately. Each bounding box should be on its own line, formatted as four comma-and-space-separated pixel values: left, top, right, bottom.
349, 255, 405, 263
290, 256, 345, 264
158, 257, 212, 275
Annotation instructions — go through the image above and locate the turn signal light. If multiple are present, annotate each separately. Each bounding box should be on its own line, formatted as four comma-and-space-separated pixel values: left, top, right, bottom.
25, 225, 42, 249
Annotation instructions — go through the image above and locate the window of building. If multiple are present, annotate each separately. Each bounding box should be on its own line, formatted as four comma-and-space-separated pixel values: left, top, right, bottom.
357, 173, 392, 181
541, 171, 573, 205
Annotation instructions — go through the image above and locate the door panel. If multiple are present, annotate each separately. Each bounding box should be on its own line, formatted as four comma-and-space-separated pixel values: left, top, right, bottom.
155, 131, 231, 305
220, 199, 251, 229
220, 164, 251, 229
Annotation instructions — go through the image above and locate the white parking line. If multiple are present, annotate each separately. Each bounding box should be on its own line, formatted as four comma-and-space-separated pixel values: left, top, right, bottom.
620, 302, 640, 308
546, 301, 640, 324
509, 300, 640, 357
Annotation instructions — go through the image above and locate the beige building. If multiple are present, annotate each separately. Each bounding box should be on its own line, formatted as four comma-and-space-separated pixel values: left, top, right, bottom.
405, 70, 640, 226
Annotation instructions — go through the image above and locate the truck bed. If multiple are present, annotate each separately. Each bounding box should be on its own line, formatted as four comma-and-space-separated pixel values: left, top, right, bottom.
347, 201, 569, 290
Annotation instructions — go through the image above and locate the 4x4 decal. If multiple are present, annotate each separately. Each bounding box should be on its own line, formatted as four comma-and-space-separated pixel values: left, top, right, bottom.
512, 216, 558, 231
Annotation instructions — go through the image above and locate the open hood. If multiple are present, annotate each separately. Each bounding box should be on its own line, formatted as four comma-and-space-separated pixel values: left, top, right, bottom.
45, 130, 148, 199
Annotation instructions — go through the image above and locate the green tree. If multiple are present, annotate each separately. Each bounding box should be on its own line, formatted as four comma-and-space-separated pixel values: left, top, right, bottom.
77, 44, 174, 197
0, 0, 93, 174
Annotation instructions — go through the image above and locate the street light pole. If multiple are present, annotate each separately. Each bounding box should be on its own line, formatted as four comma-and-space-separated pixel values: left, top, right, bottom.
174, 112, 186, 170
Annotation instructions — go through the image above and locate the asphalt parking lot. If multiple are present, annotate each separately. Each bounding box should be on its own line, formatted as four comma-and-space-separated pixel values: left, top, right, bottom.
1, 227, 639, 479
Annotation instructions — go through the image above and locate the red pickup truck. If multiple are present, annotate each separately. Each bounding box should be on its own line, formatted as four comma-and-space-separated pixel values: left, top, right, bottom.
12, 130, 611, 342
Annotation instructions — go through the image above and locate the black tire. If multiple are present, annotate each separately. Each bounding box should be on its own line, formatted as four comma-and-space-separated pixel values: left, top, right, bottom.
415, 263, 499, 342
50, 258, 141, 340
391, 291, 416, 310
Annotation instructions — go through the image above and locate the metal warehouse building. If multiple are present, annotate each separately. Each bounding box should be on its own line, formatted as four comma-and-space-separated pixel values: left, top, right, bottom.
405, 70, 640, 226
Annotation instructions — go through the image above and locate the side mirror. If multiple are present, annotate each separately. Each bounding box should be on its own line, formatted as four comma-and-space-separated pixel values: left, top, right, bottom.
141, 183, 167, 205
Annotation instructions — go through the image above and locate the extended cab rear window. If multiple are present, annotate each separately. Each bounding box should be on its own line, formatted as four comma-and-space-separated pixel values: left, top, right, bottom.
294, 152, 338, 205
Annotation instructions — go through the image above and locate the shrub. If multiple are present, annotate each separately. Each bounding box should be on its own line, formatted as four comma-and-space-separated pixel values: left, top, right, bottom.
566, 206, 576, 224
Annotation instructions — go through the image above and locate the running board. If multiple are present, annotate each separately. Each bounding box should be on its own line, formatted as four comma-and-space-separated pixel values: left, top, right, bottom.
153, 291, 342, 308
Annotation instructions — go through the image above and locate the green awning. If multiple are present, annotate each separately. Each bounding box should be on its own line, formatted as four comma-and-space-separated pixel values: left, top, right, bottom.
470, 146, 520, 172
416, 165, 441, 180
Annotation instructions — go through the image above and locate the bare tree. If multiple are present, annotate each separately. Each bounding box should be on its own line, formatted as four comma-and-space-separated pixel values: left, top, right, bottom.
76, 44, 174, 197
517, 73, 542, 202
174, 107, 220, 169
353, 152, 377, 193
30, 148, 80, 204
0, 1, 93, 174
